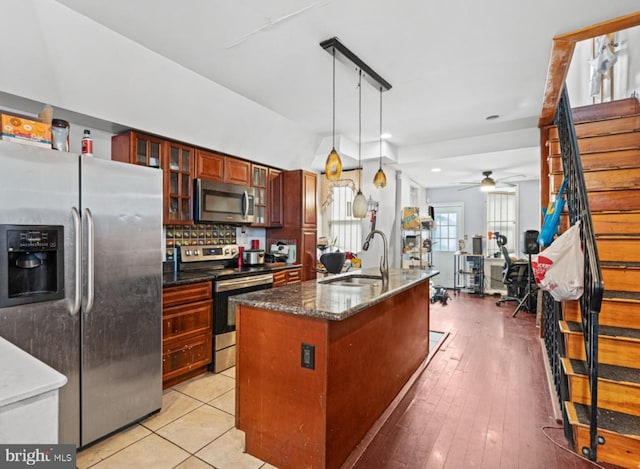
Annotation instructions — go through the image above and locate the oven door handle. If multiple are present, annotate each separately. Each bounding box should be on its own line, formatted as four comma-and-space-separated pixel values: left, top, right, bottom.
216, 274, 273, 292
70, 207, 82, 316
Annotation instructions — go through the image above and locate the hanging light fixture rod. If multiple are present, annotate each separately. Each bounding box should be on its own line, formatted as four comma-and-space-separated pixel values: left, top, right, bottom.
319, 37, 392, 92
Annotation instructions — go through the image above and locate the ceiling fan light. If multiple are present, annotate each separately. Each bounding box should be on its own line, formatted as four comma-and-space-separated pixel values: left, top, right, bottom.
480, 177, 495, 192
325, 148, 342, 180
352, 189, 368, 218
373, 167, 387, 188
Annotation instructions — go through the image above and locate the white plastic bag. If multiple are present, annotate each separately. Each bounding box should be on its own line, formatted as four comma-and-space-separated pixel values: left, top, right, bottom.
531, 222, 584, 301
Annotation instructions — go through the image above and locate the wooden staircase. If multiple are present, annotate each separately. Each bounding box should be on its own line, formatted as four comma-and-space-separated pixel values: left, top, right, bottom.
546, 97, 640, 468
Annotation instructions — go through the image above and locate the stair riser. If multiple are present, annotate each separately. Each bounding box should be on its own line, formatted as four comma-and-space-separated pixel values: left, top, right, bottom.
549, 149, 640, 174
571, 424, 640, 468
587, 190, 640, 212
564, 333, 640, 368
596, 238, 640, 263
548, 115, 640, 140
567, 373, 640, 417
563, 300, 640, 329
550, 168, 640, 193
549, 132, 640, 155
602, 266, 640, 293
592, 212, 640, 235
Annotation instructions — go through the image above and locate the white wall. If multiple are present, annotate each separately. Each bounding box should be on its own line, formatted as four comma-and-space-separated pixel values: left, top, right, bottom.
426, 179, 541, 251
0, 0, 320, 170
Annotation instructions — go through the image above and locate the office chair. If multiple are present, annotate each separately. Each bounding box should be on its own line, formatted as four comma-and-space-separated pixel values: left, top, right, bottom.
495, 235, 529, 309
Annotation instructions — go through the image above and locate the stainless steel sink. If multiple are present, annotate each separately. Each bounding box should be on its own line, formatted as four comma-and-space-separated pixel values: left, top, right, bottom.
319, 274, 383, 287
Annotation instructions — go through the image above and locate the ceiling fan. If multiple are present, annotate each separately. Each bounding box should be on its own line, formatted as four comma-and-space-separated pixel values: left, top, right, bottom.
457, 171, 524, 192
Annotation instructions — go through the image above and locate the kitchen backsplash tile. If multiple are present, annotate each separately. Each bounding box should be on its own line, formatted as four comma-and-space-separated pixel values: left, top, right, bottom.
165, 224, 237, 261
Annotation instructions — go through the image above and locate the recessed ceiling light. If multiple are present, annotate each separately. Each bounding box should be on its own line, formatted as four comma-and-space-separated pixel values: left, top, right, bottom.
431, 168, 441, 172
380, 132, 392, 139
485, 114, 500, 120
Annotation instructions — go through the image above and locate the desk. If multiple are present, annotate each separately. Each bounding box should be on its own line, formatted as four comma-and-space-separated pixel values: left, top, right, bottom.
453, 253, 484, 295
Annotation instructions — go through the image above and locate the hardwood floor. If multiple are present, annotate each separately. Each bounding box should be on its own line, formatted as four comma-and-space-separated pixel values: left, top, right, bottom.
352, 293, 606, 469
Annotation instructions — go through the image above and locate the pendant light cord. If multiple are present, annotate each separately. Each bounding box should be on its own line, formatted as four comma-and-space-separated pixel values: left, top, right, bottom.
358, 69, 362, 190
332, 47, 336, 149
379, 86, 382, 168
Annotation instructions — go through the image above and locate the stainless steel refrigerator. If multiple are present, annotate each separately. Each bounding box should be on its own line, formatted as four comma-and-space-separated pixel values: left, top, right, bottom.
0, 140, 162, 447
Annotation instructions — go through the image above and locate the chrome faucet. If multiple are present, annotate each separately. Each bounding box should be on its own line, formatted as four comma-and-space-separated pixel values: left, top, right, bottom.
362, 230, 389, 286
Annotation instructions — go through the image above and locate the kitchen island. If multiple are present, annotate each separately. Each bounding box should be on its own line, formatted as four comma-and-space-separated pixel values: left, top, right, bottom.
231, 267, 438, 469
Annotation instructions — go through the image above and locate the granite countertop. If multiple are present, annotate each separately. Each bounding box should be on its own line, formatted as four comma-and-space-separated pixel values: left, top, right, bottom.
230, 267, 439, 321
0, 337, 67, 407
163, 263, 301, 287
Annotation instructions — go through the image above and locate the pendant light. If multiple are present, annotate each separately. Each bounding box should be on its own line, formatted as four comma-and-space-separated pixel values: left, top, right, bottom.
373, 86, 387, 189
352, 69, 368, 219
325, 47, 342, 181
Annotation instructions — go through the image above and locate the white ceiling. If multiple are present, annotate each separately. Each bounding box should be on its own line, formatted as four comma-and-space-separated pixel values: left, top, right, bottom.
54, 0, 638, 188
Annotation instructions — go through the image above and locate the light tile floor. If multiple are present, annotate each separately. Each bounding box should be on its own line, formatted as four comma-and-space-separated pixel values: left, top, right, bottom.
77, 368, 278, 469
77, 334, 445, 469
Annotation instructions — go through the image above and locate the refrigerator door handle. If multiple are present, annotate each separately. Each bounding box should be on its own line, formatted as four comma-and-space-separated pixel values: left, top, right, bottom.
71, 207, 82, 316
85, 208, 95, 314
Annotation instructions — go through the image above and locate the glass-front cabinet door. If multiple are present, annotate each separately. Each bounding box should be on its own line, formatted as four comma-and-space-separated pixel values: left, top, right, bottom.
252, 164, 267, 226
165, 142, 194, 224
134, 133, 163, 168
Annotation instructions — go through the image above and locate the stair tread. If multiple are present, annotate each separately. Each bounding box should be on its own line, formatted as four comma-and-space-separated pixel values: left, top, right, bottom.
603, 290, 640, 302
565, 320, 640, 339
574, 403, 640, 437
569, 359, 640, 384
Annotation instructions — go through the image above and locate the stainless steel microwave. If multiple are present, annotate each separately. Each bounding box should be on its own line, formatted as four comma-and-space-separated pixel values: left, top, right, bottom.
194, 179, 256, 224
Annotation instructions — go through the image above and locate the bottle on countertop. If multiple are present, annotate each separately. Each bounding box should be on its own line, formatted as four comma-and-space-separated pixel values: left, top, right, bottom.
81, 129, 93, 156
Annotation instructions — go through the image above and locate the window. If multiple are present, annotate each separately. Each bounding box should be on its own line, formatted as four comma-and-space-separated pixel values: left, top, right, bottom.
433, 209, 460, 252
327, 186, 362, 254
486, 189, 518, 255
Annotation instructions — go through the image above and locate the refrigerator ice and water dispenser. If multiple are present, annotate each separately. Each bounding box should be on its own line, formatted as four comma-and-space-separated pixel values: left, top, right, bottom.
0, 224, 64, 308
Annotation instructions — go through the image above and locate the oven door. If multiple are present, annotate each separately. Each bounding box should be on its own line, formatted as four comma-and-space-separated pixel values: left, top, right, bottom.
213, 273, 273, 372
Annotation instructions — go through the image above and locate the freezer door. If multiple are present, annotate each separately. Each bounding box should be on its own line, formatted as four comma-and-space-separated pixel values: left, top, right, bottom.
0, 141, 81, 445
80, 156, 163, 446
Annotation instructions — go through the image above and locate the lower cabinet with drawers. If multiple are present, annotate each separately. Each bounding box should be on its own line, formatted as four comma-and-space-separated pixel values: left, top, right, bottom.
272, 267, 302, 288
162, 281, 213, 389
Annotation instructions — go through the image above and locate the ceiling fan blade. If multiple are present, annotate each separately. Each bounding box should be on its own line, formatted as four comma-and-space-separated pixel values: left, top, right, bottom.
457, 184, 479, 191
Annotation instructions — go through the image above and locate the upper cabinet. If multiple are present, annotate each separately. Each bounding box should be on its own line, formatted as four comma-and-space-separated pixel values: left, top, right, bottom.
252, 164, 267, 226
268, 168, 283, 227
283, 170, 317, 229
165, 142, 194, 225
112, 130, 163, 168
112, 131, 194, 225
195, 149, 224, 181
224, 157, 251, 186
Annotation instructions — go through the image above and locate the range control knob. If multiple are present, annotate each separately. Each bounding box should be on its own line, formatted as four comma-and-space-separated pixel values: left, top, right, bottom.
230, 248, 237, 255
194, 250, 200, 256
224, 248, 230, 255
184, 250, 191, 256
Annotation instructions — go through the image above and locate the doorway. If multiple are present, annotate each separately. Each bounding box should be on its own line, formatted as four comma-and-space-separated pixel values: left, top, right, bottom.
430, 203, 464, 289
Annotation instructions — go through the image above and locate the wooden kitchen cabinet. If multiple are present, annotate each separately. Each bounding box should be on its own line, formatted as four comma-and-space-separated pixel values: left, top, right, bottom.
251, 164, 268, 226
112, 130, 195, 225
195, 149, 224, 181
268, 168, 283, 227
225, 157, 251, 186
162, 281, 213, 388
286, 267, 302, 284
112, 130, 163, 168
272, 267, 302, 288
267, 170, 318, 281
282, 170, 317, 229
165, 141, 195, 225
